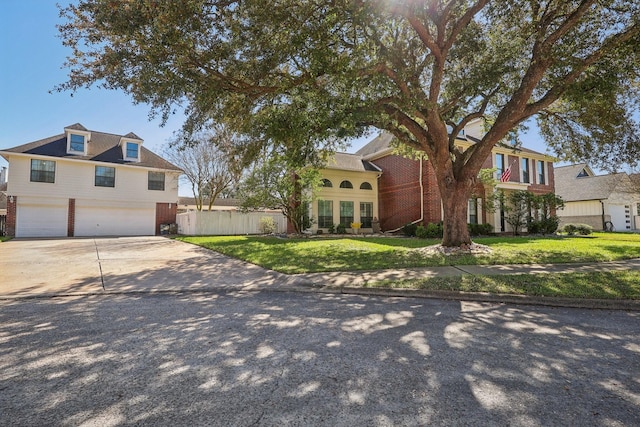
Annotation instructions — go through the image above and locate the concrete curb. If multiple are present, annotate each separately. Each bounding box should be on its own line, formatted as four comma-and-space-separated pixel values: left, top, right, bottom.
2, 281, 638, 311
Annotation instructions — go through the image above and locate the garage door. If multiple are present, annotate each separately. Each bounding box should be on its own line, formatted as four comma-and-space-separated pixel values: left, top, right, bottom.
16, 199, 68, 238
609, 204, 632, 231
75, 200, 155, 236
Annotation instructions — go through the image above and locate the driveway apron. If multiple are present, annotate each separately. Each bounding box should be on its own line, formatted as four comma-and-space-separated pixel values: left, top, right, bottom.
0, 237, 290, 297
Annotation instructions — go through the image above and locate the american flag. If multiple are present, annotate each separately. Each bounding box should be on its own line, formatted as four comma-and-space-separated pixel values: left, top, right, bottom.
500, 164, 512, 182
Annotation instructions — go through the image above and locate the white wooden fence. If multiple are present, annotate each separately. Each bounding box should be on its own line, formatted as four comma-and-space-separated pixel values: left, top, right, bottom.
176, 210, 287, 235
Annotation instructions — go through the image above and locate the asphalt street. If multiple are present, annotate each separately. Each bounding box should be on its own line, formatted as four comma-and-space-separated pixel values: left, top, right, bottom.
1, 291, 638, 426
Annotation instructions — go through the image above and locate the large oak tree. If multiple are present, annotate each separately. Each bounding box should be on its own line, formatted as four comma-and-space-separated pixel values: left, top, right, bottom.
58, 0, 640, 246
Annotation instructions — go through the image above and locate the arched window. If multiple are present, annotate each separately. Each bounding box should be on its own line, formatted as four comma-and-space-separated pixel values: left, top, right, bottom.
322, 179, 333, 187
339, 180, 353, 189
359, 182, 373, 190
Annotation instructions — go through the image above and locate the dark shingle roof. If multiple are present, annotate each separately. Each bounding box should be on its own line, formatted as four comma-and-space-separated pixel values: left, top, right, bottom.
2, 125, 181, 172
324, 152, 381, 172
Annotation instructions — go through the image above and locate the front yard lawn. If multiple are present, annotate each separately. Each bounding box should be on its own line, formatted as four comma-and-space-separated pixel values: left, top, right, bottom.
177, 232, 640, 274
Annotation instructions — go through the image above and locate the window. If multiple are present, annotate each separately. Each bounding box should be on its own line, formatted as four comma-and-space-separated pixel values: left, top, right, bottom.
339, 201, 354, 226
496, 153, 505, 178
521, 158, 530, 183
70, 134, 85, 153
577, 168, 589, 177
322, 179, 333, 188
148, 171, 165, 190
318, 200, 333, 228
360, 202, 373, 228
537, 161, 546, 185
30, 159, 55, 183
126, 142, 139, 160
339, 180, 353, 189
468, 198, 478, 224
95, 166, 115, 187
359, 182, 373, 190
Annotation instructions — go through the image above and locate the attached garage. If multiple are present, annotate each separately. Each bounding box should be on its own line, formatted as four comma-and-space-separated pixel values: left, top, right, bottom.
16, 197, 68, 238
74, 199, 155, 236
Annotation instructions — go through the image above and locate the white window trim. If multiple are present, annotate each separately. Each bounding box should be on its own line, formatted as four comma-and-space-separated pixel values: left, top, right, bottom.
122, 140, 141, 162
66, 130, 90, 155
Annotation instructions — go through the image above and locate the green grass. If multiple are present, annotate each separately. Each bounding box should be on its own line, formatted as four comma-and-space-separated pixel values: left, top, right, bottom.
176, 232, 640, 274
0, 236, 11, 242
365, 271, 640, 300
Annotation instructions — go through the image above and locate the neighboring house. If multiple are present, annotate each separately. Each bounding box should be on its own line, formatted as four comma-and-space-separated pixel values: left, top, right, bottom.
311, 119, 556, 234
177, 197, 242, 212
555, 164, 640, 231
0, 124, 182, 237
312, 152, 382, 233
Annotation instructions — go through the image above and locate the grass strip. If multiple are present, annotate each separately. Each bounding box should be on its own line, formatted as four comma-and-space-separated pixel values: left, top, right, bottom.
177, 233, 640, 274
363, 271, 640, 300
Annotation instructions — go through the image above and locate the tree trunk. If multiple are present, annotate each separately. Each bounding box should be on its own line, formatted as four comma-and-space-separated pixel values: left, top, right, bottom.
440, 183, 473, 247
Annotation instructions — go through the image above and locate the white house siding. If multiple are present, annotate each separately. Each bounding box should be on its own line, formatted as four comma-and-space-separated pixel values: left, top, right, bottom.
6, 156, 179, 203
15, 196, 68, 237
6, 155, 180, 237
314, 168, 379, 233
557, 200, 603, 230
177, 211, 287, 235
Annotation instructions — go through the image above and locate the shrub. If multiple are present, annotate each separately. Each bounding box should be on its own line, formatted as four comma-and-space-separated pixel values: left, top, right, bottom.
529, 216, 560, 235
563, 223, 592, 235
336, 223, 347, 234
402, 222, 418, 237
425, 222, 443, 238
468, 223, 493, 236
259, 217, 278, 234
327, 224, 335, 234
415, 225, 428, 239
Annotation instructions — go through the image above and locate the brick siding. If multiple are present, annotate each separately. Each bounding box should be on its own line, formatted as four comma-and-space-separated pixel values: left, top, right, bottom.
6, 195, 16, 237
67, 198, 75, 237
373, 156, 443, 231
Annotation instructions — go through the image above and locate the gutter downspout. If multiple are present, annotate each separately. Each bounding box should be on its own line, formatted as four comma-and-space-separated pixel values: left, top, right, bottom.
600, 199, 606, 231
387, 156, 424, 233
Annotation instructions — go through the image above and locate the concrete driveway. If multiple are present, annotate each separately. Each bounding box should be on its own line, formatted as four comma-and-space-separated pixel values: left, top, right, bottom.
0, 237, 295, 297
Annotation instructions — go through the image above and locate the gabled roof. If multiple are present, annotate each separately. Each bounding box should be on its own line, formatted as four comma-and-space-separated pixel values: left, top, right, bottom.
323, 152, 381, 172
356, 131, 548, 159
1, 125, 181, 172
555, 164, 626, 202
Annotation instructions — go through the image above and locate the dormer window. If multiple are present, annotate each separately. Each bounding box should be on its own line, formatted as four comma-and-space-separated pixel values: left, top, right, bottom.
70, 134, 85, 152
125, 142, 139, 161
66, 130, 90, 155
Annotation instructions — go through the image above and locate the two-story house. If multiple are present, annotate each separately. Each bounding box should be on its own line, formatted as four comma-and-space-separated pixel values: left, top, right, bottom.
0, 124, 182, 237
311, 119, 556, 234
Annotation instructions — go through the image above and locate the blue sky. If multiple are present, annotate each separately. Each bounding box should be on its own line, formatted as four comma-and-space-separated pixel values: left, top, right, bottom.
1, 1, 555, 191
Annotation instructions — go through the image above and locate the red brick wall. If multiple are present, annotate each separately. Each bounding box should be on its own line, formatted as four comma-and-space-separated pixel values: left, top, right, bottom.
155, 202, 177, 235
67, 198, 75, 237
6, 195, 16, 237
528, 161, 555, 195
372, 155, 442, 231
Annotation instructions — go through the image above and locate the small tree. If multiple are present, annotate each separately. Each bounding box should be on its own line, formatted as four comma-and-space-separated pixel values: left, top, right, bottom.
237, 148, 322, 234
501, 191, 532, 236
165, 126, 244, 211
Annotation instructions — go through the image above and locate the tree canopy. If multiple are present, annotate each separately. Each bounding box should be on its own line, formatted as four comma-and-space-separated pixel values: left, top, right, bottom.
58, 0, 640, 246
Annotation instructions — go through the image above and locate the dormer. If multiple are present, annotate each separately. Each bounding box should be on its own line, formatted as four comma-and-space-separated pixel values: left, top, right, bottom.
576, 165, 594, 178
120, 132, 143, 162
64, 123, 91, 156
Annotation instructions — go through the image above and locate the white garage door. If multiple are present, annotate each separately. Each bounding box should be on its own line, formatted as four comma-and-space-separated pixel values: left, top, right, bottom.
75, 200, 155, 236
16, 199, 68, 238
